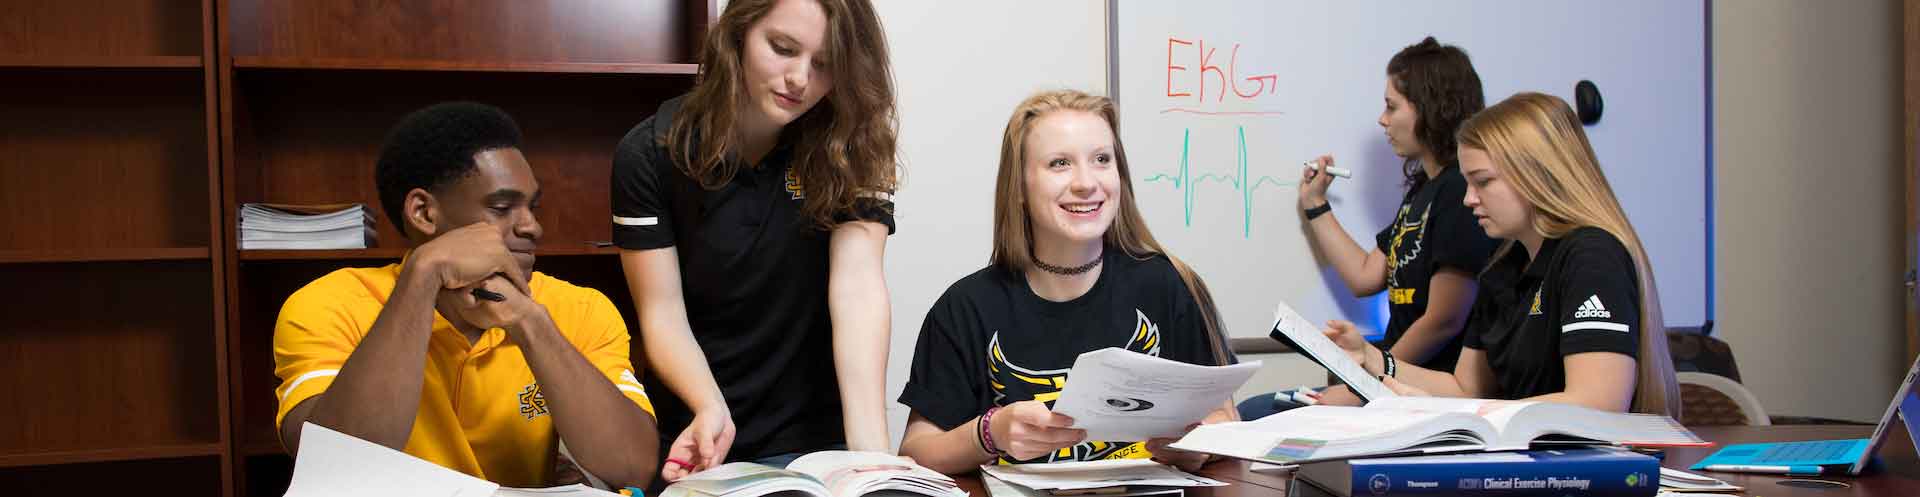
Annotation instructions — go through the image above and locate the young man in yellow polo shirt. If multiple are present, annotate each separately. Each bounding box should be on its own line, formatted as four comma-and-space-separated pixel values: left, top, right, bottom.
272, 102, 659, 488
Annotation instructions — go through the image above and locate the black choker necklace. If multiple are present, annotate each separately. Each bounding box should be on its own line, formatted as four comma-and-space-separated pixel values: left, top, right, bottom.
1033, 253, 1103, 276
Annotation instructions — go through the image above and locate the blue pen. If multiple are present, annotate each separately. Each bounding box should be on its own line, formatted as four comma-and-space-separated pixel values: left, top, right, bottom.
1702, 464, 1823, 476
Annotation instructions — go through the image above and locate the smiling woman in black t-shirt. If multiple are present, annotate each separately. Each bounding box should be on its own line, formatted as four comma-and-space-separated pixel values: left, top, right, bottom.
896, 90, 1235, 475
1321, 92, 1680, 417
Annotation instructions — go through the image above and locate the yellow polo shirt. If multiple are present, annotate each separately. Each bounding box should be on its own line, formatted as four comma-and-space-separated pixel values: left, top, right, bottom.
272, 263, 654, 487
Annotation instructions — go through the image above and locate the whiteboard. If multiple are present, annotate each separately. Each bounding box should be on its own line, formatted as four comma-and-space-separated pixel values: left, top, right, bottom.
1108, 1, 1709, 341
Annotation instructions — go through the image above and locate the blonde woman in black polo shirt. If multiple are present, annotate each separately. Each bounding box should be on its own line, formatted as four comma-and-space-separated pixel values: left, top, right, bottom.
1321, 92, 1679, 416
609, 0, 899, 480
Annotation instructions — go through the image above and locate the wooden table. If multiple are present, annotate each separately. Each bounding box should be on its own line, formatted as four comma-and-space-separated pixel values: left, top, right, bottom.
957, 425, 1920, 496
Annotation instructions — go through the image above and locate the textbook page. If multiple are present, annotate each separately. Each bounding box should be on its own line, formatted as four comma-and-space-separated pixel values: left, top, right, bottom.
786, 450, 965, 497
1266, 301, 1396, 403
1169, 405, 1491, 464
1051, 348, 1261, 441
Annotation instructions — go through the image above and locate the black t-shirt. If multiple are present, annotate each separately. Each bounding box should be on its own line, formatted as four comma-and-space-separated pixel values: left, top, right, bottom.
1463, 227, 1642, 401
1371, 166, 1499, 372
611, 95, 896, 460
897, 250, 1231, 464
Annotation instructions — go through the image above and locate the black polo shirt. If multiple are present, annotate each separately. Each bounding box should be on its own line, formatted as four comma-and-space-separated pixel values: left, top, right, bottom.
1463, 227, 1641, 401
1371, 166, 1499, 372
610, 95, 896, 460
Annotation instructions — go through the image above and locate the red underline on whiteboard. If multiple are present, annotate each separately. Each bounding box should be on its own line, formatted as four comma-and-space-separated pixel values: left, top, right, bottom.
1159, 108, 1287, 117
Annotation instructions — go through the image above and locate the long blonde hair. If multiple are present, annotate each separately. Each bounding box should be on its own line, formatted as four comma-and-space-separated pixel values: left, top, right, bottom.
1456, 92, 1678, 417
667, 0, 898, 229
989, 90, 1229, 366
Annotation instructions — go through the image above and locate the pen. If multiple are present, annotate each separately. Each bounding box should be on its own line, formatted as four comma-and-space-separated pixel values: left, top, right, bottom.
471, 287, 506, 302
1702, 464, 1823, 476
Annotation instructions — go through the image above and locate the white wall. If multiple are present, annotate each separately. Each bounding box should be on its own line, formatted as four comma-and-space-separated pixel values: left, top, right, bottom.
1711, 0, 1906, 421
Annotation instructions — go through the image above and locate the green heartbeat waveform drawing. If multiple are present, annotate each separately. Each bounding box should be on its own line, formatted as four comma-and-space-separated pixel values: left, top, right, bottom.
1141, 127, 1296, 237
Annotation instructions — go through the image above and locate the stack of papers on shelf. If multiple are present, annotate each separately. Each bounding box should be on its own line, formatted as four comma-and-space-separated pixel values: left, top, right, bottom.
240, 203, 376, 250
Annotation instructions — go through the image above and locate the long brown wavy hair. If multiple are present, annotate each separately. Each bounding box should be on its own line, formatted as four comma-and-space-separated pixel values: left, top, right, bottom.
989, 90, 1229, 366
1457, 92, 1679, 417
667, 0, 899, 228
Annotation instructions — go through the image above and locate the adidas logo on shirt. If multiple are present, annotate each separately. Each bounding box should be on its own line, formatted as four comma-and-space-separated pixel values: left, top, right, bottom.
1573, 295, 1612, 319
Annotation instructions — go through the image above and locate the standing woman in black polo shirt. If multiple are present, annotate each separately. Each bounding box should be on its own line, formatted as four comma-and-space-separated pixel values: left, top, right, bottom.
1266, 37, 1498, 412
609, 0, 899, 479
895, 90, 1235, 475
1321, 92, 1679, 416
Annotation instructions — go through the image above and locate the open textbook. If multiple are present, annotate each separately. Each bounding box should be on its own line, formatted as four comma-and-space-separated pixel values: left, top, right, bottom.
1169, 397, 1707, 465
660, 451, 965, 497
978, 459, 1228, 492
1051, 348, 1261, 441
1263, 301, 1395, 403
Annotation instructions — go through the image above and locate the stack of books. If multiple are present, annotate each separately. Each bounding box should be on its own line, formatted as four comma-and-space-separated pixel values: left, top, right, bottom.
1290, 448, 1662, 497
239, 203, 376, 250
1171, 397, 1710, 497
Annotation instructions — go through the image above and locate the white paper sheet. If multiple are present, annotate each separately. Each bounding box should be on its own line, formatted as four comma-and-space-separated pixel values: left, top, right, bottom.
1050, 348, 1260, 441
1265, 301, 1397, 403
284, 422, 500, 497
979, 459, 1227, 491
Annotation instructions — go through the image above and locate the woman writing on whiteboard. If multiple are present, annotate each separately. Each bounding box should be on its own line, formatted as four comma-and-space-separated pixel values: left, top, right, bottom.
1322, 92, 1680, 416
1274, 37, 1500, 411
895, 90, 1236, 475
609, 0, 899, 478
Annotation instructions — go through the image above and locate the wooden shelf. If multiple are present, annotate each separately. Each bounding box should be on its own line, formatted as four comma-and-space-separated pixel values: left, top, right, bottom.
0, 443, 222, 468
240, 441, 286, 457
0, 55, 202, 69
233, 56, 696, 75
239, 246, 618, 261
0, 248, 210, 264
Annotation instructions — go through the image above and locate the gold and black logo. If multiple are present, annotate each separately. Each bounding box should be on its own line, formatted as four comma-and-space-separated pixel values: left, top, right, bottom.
985, 310, 1163, 464
518, 382, 549, 420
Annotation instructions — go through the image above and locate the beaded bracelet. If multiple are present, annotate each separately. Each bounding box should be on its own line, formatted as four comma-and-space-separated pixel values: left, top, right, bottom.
978, 406, 1005, 457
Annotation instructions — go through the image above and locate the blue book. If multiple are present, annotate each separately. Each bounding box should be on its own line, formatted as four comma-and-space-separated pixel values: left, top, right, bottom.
1294, 448, 1659, 497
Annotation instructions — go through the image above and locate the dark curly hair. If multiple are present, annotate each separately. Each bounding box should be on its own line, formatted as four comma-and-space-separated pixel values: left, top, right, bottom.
1386, 37, 1484, 189
374, 101, 524, 238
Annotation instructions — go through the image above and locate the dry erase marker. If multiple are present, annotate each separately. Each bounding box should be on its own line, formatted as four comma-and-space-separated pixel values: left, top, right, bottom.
1702, 464, 1823, 476
1302, 160, 1354, 179
471, 287, 506, 302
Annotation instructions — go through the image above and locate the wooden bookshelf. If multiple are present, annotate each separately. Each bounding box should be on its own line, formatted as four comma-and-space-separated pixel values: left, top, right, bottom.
0, 443, 225, 469
0, 248, 211, 264
233, 56, 697, 75
0, 55, 202, 68
0, 0, 230, 494
217, 1, 713, 495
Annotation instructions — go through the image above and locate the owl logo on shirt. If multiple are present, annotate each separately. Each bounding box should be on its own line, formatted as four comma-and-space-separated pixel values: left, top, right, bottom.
1384, 203, 1430, 292
985, 309, 1162, 463
518, 382, 549, 420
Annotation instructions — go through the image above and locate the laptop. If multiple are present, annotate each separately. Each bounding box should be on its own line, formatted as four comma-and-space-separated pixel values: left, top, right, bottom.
1689, 352, 1920, 475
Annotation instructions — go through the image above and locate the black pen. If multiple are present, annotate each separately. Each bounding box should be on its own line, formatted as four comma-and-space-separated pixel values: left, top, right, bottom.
471, 287, 506, 302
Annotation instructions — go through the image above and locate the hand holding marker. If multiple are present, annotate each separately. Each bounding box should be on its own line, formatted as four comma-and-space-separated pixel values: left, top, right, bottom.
1302, 160, 1353, 179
